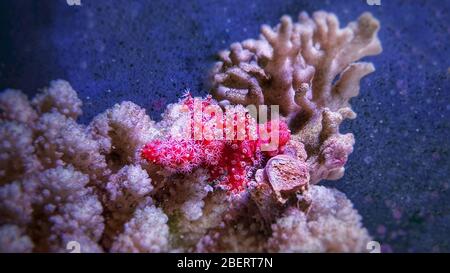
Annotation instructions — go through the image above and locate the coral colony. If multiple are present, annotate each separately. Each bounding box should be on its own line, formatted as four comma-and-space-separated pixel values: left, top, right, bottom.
0, 11, 381, 252
141, 94, 291, 192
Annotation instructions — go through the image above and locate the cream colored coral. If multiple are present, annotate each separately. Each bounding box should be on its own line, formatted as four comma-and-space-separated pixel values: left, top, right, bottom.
88, 101, 160, 167
106, 164, 154, 205
111, 205, 170, 253
185, 194, 229, 250
0, 76, 374, 253
12, 165, 105, 252
31, 166, 103, 212
32, 80, 83, 120
0, 181, 33, 226
194, 197, 268, 253
161, 169, 213, 221
34, 112, 109, 182
156, 101, 192, 137
154, 169, 216, 250
0, 121, 41, 184
211, 11, 381, 116
0, 224, 34, 253
103, 164, 154, 248
0, 89, 37, 124
267, 185, 371, 252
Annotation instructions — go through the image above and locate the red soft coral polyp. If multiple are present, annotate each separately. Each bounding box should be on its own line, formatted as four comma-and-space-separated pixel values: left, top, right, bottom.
141, 94, 291, 193
141, 139, 204, 173
207, 138, 262, 192
259, 120, 290, 157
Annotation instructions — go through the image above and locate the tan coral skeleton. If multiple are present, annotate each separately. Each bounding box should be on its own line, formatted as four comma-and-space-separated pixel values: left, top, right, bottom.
211, 11, 382, 183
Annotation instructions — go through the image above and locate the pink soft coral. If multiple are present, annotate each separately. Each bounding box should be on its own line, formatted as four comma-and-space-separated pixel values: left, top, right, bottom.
141, 94, 290, 192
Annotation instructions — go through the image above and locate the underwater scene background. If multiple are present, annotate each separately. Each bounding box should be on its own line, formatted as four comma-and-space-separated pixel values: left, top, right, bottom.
0, 0, 449, 252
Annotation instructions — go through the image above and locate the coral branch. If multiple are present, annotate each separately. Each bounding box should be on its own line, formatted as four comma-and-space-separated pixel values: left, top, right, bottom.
211, 11, 382, 184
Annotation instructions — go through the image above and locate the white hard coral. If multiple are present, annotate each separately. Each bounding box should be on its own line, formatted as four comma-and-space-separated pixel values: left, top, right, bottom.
0, 77, 373, 253
32, 80, 83, 120
157, 170, 222, 250
25, 165, 104, 252
0, 80, 165, 252
0, 89, 37, 124
33, 111, 109, 183
0, 82, 107, 252
88, 101, 160, 168
111, 205, 170, 253
0, 181, 33, 226
267, 185, 371, 252
0, 224, 34, 253
106, 164, 154, 207
175, 191, 229, 251
211, 11, 382, 183
194, 194, 269, 253
160, 169, 213, 222
0, 122, 41, 184
0, 165, 105, 252
102, 164, 154, 248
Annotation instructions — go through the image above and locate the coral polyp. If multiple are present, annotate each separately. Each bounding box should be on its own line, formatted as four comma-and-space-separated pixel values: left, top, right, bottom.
141, 94, 290, 192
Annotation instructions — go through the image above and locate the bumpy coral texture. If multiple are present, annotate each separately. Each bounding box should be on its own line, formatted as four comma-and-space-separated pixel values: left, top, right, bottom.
267, 186, 370, 252
0, 11, 379, 253
110, 205, 169, 253
0, 225, 34, 253
211, 11, 382, 183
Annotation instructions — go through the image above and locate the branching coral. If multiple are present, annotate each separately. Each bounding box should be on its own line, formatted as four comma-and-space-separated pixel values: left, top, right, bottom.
32, 80, 83, 120
102, 164, 154, 248
88, 101, 160, 169
211, 11, 382, 183
0, 224, 34, 253
0, 181, 33, 226
0, 10, 380, 253
110, 205, 170, 253
0, 165, 104, 252
0, 122, 41, 184
25, 165, 104, 252
0, 90, 37, 124
34, 112, 110, 182
0, 80, 166, 252
158, 169, 213, 222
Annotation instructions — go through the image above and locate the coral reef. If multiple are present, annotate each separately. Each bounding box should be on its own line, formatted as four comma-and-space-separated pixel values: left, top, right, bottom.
0, 10, 380, 253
